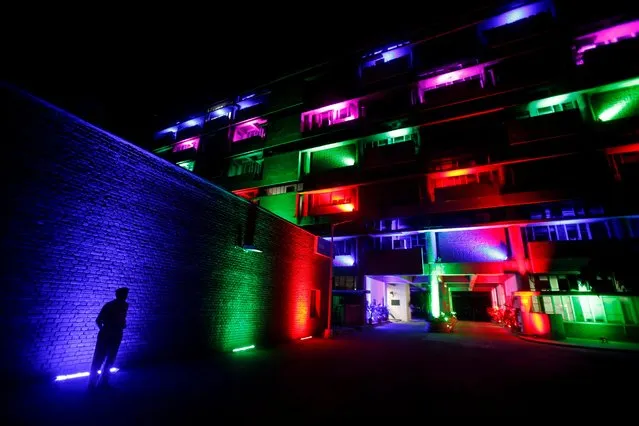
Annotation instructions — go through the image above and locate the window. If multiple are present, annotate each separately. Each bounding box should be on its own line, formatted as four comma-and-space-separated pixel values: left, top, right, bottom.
373, 233, 426, 251
532, 294, 639, 325
536, 100, 578, 116
265, 183, 303, 196
310, 289, 320, 318
364, 133, 416, 150
228, 154, 263, 177
334, 276, 356, 290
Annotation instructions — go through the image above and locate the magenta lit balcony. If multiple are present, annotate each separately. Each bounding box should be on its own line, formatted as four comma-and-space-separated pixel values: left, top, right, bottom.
574, 20, 639, 66
301, 99, 360, 132
231, 118, 267, 142
172, 136, 199, 153
417, 61, 497, 103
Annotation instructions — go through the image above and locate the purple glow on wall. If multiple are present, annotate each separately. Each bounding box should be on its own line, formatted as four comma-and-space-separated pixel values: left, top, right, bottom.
301, 99, 360, 132
55, 367, 119, 382
574, 20, 639, 65
479, 0, 554, 32
156, 126, 178, 139
208, 106, 233, 121
361, 42, 411, 68
232, 118, 267, 142
172, 136, 199, 153
437, 228, 509, 263
418, 61, 497, 102
333, 255, 355, 267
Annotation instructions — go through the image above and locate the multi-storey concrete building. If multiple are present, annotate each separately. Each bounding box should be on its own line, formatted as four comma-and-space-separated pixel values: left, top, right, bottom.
150, 1, 639, 341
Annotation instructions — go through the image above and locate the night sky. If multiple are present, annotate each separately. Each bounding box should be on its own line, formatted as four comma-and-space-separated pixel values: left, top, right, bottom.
3, 5, 494, 146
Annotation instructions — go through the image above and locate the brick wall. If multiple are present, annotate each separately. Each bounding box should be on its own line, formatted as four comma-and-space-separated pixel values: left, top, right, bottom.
0, 85, 330, 382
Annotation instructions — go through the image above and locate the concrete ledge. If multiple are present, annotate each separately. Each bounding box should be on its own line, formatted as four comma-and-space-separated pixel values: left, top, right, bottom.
517, 334, 639, 352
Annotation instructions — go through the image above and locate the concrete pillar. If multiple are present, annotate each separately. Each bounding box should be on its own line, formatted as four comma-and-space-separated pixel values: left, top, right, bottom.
426, 232, 441, 317
507, 225, 528, 291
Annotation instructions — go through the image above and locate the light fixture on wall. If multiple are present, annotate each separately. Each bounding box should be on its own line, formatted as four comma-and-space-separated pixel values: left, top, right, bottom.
241, 244, 262, 253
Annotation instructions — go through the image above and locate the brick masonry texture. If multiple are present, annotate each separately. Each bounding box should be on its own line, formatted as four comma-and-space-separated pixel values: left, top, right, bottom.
0, 85, 330, 382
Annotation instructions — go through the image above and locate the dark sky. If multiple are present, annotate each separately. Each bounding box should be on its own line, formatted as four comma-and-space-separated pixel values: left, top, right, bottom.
3, 5, 491, 145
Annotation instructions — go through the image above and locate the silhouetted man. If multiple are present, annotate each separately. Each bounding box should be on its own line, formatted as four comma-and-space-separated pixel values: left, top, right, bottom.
88, 287, 129, 389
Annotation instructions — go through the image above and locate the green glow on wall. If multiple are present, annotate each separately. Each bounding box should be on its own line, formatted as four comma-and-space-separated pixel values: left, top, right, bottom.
177, 160, 195, 171
430, 273, 440, 318
342, 157, 355, 166
153, 145, 172, 154
598, 100, 631, 121
232, 344, 255, 352
385, 128, 412, 139
525, 76, 639, 120
258, 192, 297, 223
215, 265, 267, 352
303, 140, 355, 154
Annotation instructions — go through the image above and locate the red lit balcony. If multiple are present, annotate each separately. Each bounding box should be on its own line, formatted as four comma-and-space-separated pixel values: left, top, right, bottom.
426, 164, 505, 203
233, 188, 259, 201
300, 99, 360, 132
299, 187, 358, 217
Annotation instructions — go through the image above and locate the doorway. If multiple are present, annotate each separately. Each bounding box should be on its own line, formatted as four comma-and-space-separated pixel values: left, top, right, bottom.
451, 292, 492, 321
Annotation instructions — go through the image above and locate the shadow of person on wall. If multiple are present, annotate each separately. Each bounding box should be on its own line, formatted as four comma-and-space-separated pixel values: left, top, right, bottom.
88, 287, 129, 391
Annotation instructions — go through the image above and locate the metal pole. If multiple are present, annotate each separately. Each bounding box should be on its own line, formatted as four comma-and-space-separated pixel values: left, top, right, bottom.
324, 220, 352, 338
324, 223, 335, 338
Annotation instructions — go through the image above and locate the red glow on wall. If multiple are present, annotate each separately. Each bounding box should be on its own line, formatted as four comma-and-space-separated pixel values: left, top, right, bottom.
276, 228, 329, 340
233, 188, 259, 200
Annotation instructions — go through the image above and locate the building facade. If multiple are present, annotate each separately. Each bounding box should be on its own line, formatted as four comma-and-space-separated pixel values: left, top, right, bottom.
151, 1, 639, 341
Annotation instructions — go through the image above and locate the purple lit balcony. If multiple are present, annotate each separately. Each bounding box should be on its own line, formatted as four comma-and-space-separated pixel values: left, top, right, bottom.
231, 118, 267, 143
172, 136, 199, 153
478, 0, 556, 45
300, 99, 360, 132
360, 42, 412, 84
417, 61, 497, 104
574, 20, 639, 66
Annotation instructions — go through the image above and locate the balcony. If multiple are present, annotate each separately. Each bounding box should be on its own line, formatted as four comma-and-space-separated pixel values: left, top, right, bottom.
359, 178, 422, 219
418, 61, 496, 108
229, 118, 267, 154
301, 187, 358, 217
489, 46, 572, 90
360, 42, 413, 85
478, 0, 556, 47
361, 141, 417, 170
507, 109, 583, 145
223, 172, 263, 191
360, 247, 424, 275
435, 182, 501, 202
301, 99, 361, 133
361, 86, 412, 122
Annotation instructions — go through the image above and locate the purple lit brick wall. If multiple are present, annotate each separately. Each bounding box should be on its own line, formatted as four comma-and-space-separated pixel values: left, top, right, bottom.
0, 86, 330, 382
437, 228, 509, 262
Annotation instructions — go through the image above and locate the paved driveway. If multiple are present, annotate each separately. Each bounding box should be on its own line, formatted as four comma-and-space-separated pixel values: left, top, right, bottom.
6, 321, 637, 424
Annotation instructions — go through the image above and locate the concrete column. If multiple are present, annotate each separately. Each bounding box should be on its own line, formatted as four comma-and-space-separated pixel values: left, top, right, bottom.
426, 232, 441, 317
507, 225, 528, 291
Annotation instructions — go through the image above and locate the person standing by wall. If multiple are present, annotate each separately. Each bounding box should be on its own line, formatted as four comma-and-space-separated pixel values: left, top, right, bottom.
88, 287, 129, 390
